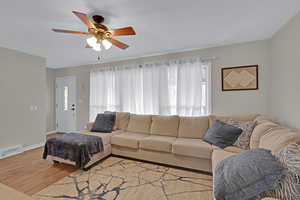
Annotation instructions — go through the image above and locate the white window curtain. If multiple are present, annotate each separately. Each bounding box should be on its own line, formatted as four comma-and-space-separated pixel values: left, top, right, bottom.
89, 58, 211, 121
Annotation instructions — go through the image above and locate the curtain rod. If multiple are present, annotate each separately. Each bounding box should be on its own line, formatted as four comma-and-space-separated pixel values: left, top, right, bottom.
199, 56, 218, 61
91, 56, 218, 70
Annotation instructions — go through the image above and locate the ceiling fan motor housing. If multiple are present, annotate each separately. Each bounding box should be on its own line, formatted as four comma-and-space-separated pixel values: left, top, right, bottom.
92, 15, 105, 24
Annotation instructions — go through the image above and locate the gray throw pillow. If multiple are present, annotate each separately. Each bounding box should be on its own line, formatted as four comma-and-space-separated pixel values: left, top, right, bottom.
203, 120, 243, 148
227, 120, 257, 150
91, 113, 116, 133
214, 148, 285, 200
104, 111, 117, 130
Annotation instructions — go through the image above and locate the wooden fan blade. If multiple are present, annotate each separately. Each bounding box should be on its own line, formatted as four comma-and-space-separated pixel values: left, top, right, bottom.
85, 44, 92, 48
52, 29, 90, 35
110, 26, 136, 36
107, 38, 129, 49
72, 11, 96, 29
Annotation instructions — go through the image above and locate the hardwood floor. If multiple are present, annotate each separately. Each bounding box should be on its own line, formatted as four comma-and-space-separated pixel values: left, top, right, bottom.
0, 147, 77, 196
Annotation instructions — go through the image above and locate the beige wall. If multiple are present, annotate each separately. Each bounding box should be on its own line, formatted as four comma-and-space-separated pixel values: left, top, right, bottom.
46, 68, 56, 132
0, 47, 47, 150
51, 40, 270, 130
269, 12, 300, 130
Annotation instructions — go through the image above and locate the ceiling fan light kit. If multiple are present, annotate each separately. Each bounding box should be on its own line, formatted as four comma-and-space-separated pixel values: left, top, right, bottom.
52, 11, 136, 52
86, 37, 112, 51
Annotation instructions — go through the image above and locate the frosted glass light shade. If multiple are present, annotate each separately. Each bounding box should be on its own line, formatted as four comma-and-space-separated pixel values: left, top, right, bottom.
102, 40, 112, 49
86, 37, 97, 47
92, 43, 101, 51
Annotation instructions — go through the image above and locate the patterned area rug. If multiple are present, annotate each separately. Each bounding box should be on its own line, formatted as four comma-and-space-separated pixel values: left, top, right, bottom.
33, 157, 213, 200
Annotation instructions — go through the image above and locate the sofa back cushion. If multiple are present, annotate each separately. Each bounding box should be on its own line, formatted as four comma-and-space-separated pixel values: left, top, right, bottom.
84, 122, 94, 131
116, 112, 130, 130
150, 115, 179, 137
254, 115, 271, 125
209, 115, 258, 127
259, 128, 300, 153
250, 121, 280, 149
178, 116, 209, 139
126, 114, 152, 134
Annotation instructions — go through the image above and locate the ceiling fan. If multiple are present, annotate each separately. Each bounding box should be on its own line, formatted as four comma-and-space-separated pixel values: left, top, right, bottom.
52, 11, 136, 51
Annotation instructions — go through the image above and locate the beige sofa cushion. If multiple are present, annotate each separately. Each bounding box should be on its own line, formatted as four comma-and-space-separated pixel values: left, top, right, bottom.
259, 128, 300, 153
250, 122, 280, 149
254, 115, 271, 125
111, 132, 148, 149
81, 130, 122, 145
172, 138, 213, 159
212, 149, 237, 173
116, 112, 130, 130
84, 122, 94, 131
150, 115, 179, 137
178, 116, 209, 139
140, 135, 176, 153
209, 114, 258, 127
212, 145, 245, 154
126, 114, 152, 134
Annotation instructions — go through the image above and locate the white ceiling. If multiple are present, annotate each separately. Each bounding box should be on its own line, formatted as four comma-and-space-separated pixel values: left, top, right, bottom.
0, 0, 300, 68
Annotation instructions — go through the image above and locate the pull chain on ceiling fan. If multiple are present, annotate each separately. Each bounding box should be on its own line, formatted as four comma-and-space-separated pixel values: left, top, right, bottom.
52, 11, 136, 51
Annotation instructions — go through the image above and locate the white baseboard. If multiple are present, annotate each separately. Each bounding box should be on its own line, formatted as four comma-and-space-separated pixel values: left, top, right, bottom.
0, 142, 45, 159
22, 142, 44, 152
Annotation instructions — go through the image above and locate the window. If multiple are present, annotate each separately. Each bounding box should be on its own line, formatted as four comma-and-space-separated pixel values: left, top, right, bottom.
89, 58, 211, 121
64, 86, 68, 111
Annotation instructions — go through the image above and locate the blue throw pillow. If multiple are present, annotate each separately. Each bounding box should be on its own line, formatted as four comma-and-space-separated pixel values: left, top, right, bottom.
91, 113, 116, 133
203, 120, 243, 148
214, 149, 285, 200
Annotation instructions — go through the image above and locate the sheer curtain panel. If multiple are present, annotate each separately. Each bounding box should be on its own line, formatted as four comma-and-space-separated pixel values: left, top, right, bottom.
89, 58, 211, 121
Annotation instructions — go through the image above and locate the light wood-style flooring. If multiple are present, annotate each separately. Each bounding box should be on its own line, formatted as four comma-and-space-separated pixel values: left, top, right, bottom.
0, 146, 76, 196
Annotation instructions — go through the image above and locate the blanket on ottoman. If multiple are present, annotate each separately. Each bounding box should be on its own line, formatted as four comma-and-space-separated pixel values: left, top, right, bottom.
43, 133, 104, 169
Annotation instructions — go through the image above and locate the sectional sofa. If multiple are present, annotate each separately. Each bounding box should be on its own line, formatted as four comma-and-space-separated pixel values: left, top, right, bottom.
52, 112, 300, 200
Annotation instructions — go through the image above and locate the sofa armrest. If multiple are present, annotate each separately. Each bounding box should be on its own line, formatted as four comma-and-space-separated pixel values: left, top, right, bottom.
84, 122, 94, 131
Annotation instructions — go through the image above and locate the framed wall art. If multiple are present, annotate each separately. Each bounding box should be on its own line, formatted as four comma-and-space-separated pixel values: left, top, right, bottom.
221, 65, 258, 91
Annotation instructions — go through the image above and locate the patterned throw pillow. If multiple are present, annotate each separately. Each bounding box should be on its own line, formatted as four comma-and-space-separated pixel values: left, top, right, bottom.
258, 143, 300, 200
227, 120, 257, 149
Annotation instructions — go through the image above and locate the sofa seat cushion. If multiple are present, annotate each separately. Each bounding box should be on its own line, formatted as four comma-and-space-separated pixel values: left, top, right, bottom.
178, 116, 209, 139
172, 138, 213, 159
151, 115, 179, 137
212, 145, 245, 154
140, 135, 176, 153
212, 149, 237, 173
111, 132, 148, 149
126, 114, 152, 134
81, 130, 122, 145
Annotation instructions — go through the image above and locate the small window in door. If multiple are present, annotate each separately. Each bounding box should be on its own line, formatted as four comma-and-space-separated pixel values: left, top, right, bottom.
64, 86, 69, 111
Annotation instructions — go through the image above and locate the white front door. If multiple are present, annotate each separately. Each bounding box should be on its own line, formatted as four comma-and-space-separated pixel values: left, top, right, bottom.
56, 76, 77, 132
